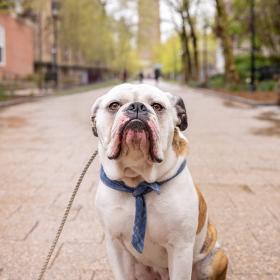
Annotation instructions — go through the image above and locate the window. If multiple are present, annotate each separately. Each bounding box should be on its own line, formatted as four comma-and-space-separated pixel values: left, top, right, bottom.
0, 25, 6, 66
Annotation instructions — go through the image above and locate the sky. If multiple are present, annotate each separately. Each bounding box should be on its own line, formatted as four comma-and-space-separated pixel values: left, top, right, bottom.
107, 0, 216, 42
160, 0, 216, 41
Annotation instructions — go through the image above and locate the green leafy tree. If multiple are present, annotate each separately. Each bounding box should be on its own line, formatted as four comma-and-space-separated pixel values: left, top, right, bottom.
58, 0, 140, 74
112, 17, 140, 75
157, 34, 182, 79
59, 0, 114, 66
164, 0, 200, 82
183, 0, 199, 80
230, 0, 280, 58
215, 0, 239, 83
0, 0, 14, 10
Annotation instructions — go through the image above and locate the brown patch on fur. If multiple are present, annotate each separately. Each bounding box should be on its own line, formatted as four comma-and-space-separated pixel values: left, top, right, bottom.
196, 223, 228, 279
201, 223, 217, 255
195, 186, 207, 234
172, 128, 188, 156
211, 249, 228, 280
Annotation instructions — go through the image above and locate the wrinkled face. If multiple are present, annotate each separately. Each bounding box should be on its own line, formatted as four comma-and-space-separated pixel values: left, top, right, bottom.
91, 84, 187, 164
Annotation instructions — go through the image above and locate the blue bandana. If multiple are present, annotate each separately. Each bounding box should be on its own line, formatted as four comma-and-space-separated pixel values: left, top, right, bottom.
100, 160, 187, 253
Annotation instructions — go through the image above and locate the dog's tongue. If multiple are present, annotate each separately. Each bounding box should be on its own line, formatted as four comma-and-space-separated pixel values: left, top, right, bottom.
107, 118, 163, 163
107, 123, 148, 160
124, 129, 148, 154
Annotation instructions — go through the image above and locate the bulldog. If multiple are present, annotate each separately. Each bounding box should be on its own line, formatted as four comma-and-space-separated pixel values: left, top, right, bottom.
91, 83, 228, 280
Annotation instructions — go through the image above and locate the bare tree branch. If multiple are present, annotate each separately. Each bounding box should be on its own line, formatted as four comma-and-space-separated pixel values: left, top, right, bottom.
96, 0, 107, 7
164, 0, 180, 13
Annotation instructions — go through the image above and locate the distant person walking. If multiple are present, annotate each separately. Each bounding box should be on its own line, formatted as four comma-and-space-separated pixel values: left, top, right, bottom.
138, 71, 144, 83
122, 69, 128, 83
154, 67, 161, 84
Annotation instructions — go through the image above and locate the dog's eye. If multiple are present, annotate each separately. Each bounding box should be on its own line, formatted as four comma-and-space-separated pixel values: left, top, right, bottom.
151, 103, 164, 112
108, 102, 121, 111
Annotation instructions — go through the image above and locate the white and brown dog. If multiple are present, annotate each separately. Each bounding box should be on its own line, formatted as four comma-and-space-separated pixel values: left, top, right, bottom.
91, 83, 228, 280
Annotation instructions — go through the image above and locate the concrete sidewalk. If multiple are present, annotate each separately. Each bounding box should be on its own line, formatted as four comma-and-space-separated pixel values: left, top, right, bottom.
0, 82, 279, 279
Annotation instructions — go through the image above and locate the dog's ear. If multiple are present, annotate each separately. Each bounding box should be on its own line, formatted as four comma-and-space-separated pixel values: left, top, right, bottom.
91, 114, 98, 137
172, 127, 189, 156
174, 96, 188, 131
90, 98, 101, 137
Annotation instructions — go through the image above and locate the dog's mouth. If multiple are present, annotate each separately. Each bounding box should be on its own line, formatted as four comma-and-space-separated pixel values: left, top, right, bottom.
107, 118, 162, 163
124, 119, 146, 131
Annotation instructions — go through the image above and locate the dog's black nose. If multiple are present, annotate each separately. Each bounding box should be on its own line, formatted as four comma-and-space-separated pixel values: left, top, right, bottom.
126, 102, 147, 113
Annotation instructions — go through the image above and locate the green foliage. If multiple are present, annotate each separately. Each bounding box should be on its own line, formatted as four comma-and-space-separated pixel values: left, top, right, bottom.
0, 0, 14, 10
60, 0, 113, 65
0, 0, 38, 12
257, 80, 277, 92
208, 73, 277, 92
208, 74, 225, 89
111, 18, 140, 74
0, 85, 8, 101
235, 55, 279, 81
58, 0, 139, 74
157, 34, 182, 76
208, 74, 248, 91
229, 0, 280, 57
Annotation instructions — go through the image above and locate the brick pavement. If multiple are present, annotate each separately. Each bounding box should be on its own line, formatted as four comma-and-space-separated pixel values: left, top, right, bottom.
0, 82, 279, 280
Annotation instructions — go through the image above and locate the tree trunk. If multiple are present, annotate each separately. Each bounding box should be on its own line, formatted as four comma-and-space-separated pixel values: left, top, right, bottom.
179, 11, 192, 82
277, 76, 280, 106
184, 0, 199, 81
215, 0, 239, 83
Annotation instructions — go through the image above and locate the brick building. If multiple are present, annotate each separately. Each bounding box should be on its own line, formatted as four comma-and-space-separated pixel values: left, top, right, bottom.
0, 13, 34, 80
0, 1, 112, 86
33, 0, 111, 87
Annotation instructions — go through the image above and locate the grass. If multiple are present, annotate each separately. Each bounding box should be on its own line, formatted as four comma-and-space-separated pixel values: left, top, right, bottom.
0, 80, 120, 105
55, 80, 119, 96
0, 86, 9, 101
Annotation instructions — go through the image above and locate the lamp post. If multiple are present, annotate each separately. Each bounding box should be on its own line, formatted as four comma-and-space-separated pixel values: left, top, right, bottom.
250, 0, 256, 92
51, 0, 59, 88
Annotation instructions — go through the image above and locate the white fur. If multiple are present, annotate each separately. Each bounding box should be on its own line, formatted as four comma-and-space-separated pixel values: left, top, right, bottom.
91, 84, 208, 280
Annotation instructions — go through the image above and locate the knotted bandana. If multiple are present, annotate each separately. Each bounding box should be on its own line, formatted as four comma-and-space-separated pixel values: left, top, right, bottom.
100, 160, 187, 253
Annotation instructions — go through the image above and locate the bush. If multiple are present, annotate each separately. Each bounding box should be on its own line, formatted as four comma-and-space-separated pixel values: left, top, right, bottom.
235, 55, 280, 80
208, 74, 225, 88
227, 82, 248, 92
257, 80, 277, 91
206, 55, 278, 92
208, 73, 276, 92
0, 86, 8, 101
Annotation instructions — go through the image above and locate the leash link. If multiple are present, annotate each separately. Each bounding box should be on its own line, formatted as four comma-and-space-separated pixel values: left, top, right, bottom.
37, 150, 98, 280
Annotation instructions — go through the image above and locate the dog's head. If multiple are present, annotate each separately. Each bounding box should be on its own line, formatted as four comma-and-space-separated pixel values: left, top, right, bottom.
91, 83, 188, 165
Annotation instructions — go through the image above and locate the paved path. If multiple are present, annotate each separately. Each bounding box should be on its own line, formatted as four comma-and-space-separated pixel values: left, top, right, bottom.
0, 82, 279, 280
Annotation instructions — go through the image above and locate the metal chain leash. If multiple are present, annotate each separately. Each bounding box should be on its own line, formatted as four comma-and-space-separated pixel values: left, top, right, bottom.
37, 150, 98, 280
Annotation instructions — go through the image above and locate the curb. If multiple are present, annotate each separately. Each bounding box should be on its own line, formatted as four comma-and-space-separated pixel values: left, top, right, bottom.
0, 94, 53, 109
0, 80, 118, 109
161, 81, 278, 108
197, 88, 277, 107
0, 96, 38, 108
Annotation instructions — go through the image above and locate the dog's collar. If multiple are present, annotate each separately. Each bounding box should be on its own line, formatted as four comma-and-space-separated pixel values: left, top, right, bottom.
100, 159, 187, 253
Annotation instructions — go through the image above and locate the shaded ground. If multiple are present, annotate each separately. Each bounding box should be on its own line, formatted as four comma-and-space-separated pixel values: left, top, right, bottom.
0, 81, 279, 279
252, 111, 280, 136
